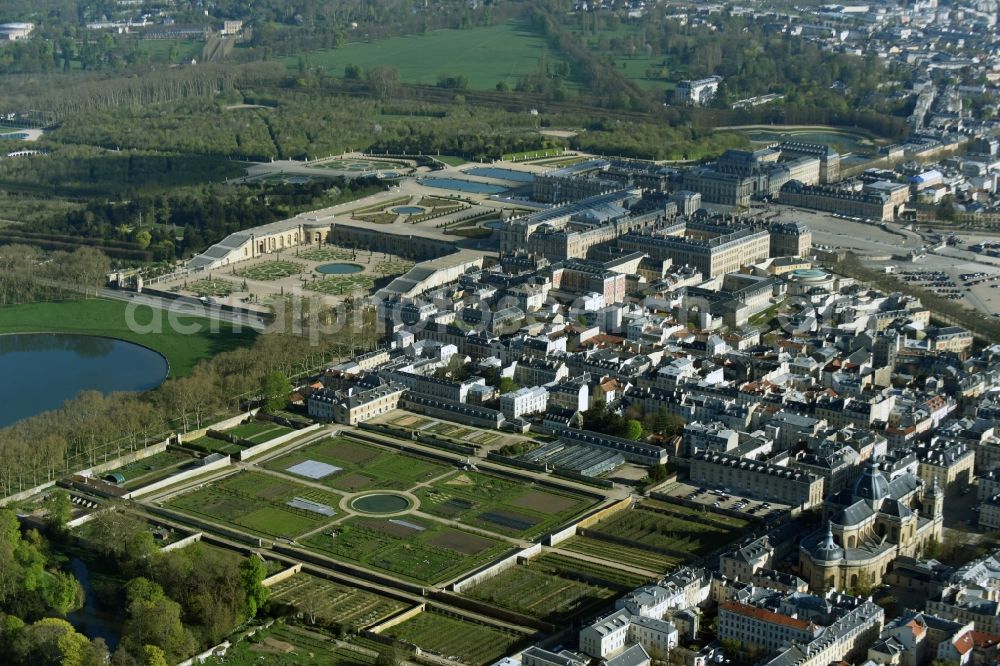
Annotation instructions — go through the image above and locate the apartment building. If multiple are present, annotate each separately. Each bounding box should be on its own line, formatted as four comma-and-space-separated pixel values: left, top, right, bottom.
689, 450, 824, 508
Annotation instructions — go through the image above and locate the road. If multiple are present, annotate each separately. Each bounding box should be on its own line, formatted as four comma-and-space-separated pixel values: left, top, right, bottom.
98, 287, 270, 332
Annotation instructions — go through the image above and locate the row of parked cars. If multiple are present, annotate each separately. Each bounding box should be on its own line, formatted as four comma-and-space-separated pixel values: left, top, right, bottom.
683, 487, 772, 514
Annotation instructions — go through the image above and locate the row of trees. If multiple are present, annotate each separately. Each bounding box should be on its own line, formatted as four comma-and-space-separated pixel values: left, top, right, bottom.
835, 253, 1000, 342
0, 245, 109, 306
0, 287, 381, 497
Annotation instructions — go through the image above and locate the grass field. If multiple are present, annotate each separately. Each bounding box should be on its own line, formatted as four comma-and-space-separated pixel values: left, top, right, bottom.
290, 20, 578, 90
214, 623, 375, 666
167, 471, 342, 539
384, 611, 525, 665
268, 573, 408, 628
104, 449, 197, 489
226, 421, 294, 443
266, 437, 448, 492
435, 155, 468, 166
303, 515, 507, 584
185, 435, 244, 455
0, 298, 256, 376
417, 471, 593, 539
721, 125, 883, 153
138, 39, 204, 65
465, 560, 617, 623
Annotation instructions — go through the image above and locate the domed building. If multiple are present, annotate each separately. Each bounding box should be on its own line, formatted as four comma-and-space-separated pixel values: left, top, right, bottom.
799, 460, 944, 592
785, 267, 839, 296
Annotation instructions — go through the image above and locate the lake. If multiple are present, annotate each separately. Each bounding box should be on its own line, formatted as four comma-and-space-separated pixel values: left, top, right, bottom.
0, 333, 169, 428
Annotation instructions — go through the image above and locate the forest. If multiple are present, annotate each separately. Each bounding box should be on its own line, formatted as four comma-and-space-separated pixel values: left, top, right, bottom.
0, 501, 269, 666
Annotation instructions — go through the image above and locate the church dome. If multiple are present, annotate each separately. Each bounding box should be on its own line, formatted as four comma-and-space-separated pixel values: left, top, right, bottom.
853, 460, 890, 502
815, 524, 844, 562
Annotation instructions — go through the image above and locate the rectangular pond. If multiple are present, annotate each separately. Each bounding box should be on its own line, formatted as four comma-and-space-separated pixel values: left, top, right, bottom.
463, 167, 535, 183
420, 178, 508, 194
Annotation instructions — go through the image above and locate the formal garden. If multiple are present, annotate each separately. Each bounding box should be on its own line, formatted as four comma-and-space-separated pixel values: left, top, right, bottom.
297, 247, 356, 262
306, 274, 376, 296
580, 500, 750, 559
237, 260, 306, 281
189, 278, 236, 297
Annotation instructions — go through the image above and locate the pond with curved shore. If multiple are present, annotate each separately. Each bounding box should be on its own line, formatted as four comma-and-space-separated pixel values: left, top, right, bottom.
316, 263, 365, 275
0, 333, 168, 428
351, 493, 412, 514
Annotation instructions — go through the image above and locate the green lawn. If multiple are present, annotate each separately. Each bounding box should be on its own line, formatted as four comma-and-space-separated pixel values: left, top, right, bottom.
0, 298, 256, 377
435, 155, 468, 166
138, 39, 204, 65
226, 422, 294, 443
291, 20, 578, 90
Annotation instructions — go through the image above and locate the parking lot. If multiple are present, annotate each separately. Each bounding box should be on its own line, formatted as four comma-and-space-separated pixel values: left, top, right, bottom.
656, 481, 789, 519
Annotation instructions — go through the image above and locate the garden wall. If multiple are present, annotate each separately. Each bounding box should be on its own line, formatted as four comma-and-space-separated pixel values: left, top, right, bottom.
262, 563, 304, 588
181, 409, 258, 444
577, 497, 634, 529
449, 544, 542, 594
0, 436, 175, 506
162, 532, 203, 552
144, 504, 264, 548
78, 439, 170, 478
0, 481, 57, 507
485, 452, 547, 473
122, 455, 233, 499
237, 423, 322, 461
176, 640, 232, 666
368, 603, 426, 634
545, 524, 577, 547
